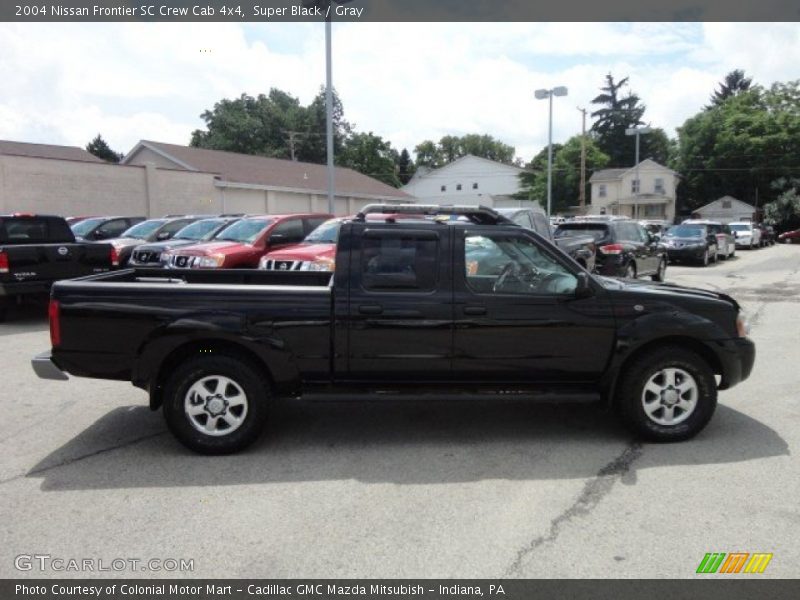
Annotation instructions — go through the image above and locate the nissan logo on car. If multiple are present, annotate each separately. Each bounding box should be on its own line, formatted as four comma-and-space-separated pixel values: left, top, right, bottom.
57, 247, 68, 256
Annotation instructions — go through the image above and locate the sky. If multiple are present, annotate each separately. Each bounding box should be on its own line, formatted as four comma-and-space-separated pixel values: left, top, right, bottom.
0, 22, 798, 163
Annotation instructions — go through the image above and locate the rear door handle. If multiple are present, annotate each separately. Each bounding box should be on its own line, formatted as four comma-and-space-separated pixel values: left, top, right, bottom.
463, 305, 487, 316
358, 304, 383, 315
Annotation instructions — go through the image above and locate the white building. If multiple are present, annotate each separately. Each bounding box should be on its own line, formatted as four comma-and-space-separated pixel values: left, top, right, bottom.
690, 196, 756, 223
401, 154, 528, 208
589, 159, 679, 222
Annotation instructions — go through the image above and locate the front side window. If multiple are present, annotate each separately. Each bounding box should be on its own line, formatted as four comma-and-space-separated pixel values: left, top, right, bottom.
361, 233, 438, 292
464, 233, 577, 296
122, 219, 166, 239
270, 219, 305, 244
215, 218, 274, 244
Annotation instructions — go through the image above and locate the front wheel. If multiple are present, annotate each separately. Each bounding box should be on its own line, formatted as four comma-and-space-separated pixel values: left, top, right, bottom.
624, 262, 637, 279
162, 353, 270, 454
616, 346, 717, 442
651, 258, 667, 282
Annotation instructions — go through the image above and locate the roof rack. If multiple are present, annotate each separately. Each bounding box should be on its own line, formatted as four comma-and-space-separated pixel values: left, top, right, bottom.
354, 204, 514, 226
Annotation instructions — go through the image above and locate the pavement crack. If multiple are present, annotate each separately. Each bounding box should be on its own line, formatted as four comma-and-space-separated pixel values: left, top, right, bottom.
503, 442, 643, 577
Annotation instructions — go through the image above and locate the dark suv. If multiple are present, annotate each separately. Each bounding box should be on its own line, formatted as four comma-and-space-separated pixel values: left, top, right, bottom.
555, 219, 666, 281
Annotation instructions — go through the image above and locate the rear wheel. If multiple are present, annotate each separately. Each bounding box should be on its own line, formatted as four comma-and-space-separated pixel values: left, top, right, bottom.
162, 353, 270, 454
701, 248, 709, 266
616, 346, 717, 442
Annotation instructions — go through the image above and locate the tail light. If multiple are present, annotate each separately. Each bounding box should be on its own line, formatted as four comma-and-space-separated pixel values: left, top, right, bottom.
0, 251, 8, 273
110, 246, 119, 267
599, 243, 624, 255
49, 299, 61, 347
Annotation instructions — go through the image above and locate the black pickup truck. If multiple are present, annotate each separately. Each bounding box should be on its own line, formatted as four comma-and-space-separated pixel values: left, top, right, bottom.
1, 214, 117, 320
32, 205, 755, 454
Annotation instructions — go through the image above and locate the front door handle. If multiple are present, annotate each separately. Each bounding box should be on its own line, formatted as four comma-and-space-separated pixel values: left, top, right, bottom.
358, 304, 383, 315
463, 305, 487, 316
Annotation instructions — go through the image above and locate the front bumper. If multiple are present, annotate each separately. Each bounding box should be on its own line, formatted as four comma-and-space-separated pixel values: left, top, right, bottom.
31, 351, 69, 381
715, 337, 756, 390
665, 246, 706, 262
734, 236, 753, 247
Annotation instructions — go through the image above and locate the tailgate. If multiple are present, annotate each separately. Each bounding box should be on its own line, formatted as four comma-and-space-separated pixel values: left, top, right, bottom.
1, 243, 114, 284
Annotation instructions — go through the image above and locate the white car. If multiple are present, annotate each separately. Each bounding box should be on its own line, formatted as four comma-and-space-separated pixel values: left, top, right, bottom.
729, 222, 761, 249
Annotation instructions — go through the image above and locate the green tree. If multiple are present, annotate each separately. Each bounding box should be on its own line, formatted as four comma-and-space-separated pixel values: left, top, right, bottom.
518, 136, 611, 213
590, 74, 647, 167
86, 134, 123, 163
673, 81, 800, 212
708, 69, 753, 108
340, 132, 400, 187
413, 134, 516, 168
396, 148, 415, 185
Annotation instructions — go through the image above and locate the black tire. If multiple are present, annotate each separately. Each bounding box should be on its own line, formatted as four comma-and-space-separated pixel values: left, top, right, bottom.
700, 248, 709, 266
162, 353, 270, 454
651, 258, 666, 282
616, 345, 717, 442
624, 262, 637, 279
711, 245, 718, 263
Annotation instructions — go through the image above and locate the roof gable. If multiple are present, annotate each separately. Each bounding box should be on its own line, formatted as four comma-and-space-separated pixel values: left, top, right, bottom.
405, 154, 526, 183
694, 196, 756, 213
123, 140, 408, 200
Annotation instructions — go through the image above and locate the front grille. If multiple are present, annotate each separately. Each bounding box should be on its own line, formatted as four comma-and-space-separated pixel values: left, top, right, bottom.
168, 255, 197, 269
263, 259, 305, 271
131, 250, 161, 265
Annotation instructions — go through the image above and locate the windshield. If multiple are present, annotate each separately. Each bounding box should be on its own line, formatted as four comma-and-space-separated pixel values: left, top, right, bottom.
303, 219, 342, 244
70, 217, 106, 236
174, 219, 228, 241
122, 219, 166, 239
666, 225, 704, 238
729, 224, 751, 231
555, 224, 608, 242
215, 219, 274, 244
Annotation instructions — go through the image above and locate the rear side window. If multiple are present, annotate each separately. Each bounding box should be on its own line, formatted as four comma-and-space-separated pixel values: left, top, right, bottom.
361, 232, 439, 292
0, 218, 72, 243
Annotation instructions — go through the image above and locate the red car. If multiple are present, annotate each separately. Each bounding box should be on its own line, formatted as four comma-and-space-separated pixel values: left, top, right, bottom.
778, 229, 800, 244
259, 214, 419, 272
162, 213, 331, 269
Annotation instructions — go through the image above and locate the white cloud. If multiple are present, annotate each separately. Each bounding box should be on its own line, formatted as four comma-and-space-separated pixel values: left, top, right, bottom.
0, 22, 797, 164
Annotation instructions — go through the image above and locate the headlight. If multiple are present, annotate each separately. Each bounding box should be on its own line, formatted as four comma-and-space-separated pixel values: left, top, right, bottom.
300, 257, 335, 272
194, 254, 225, 268
736, 311, 750, 337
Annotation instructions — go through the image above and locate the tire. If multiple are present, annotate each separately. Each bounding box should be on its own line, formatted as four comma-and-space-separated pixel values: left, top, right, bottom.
711, 245, 718, 263
651, 258, 667, 282
701, 249, 709, 266
624, 262, 637, 279
162, 353, 270, 454
616, 345, 717, 442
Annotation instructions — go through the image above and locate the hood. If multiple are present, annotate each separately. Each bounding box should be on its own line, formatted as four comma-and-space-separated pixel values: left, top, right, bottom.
172, 241, 253, 256
663, 236, 705, 244
599, 276, 739, 311
107, 237, 145, 249
264, 242, 336, 261
135, 239, 202, 253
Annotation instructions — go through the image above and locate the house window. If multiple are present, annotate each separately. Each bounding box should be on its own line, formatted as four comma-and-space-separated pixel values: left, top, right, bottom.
456, 184, 462, 191
722, 199, 732, 209
644, 204, 666, 217
654, 178, 665, 194
472, 182, 478, 190
631, 179, 640, 194
441, 185, 446, 192
598, 184, 607, 198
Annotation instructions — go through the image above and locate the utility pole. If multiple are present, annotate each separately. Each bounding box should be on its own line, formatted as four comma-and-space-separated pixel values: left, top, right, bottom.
325, 1, 335, 215
577, 107, 587, 213
283, 130, 304, 161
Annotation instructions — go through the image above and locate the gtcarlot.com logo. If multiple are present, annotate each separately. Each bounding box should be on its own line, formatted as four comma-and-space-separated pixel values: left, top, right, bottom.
15, 554, 194, 573
696, 552, 773, 574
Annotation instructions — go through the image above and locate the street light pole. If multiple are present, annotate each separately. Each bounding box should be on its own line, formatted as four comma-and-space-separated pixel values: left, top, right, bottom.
325, 2, 335, 215
535, 86, 568, 218
625, 126, 652, 219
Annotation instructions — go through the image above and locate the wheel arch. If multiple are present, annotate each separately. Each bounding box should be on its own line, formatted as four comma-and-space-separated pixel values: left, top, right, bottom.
604, 336, 723, 407
146, 338, 280, 411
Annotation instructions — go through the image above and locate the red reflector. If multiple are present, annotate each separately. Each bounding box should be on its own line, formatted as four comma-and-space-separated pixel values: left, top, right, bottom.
110, 246, 119, 267
0, 251, 8, 273
599, 243, 624, 255
49, 299, 61, 348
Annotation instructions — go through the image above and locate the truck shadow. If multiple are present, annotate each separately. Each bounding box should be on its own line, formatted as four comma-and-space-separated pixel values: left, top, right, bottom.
27, 399, 789, 491
0, 300, 49, 334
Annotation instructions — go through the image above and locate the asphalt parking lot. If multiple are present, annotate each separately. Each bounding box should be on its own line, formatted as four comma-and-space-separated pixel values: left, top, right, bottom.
1, 244, 798, 579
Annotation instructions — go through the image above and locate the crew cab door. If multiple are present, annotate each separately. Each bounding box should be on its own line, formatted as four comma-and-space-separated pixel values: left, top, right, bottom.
453, 227, 615, 383
344, 226, 453, 382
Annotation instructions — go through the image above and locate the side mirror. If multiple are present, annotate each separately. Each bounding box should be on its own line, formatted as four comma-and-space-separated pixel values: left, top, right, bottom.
157, 231, 171, 240
93, 230, 109, 240
575, 272, 593, 299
